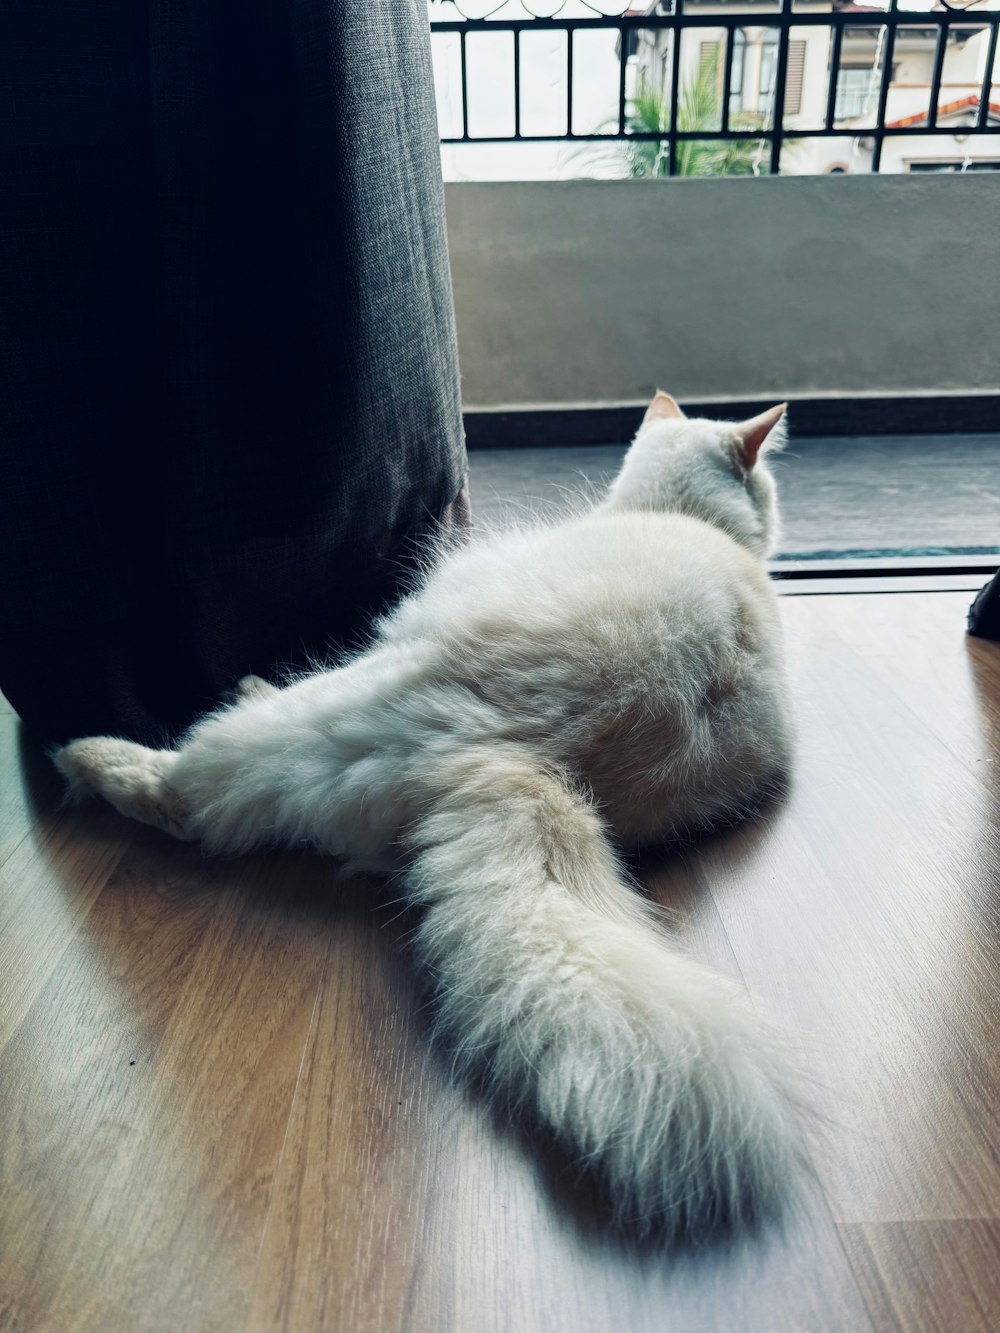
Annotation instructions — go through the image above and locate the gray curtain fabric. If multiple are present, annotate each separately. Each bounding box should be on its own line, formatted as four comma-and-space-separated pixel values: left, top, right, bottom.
0, 0, 467, 744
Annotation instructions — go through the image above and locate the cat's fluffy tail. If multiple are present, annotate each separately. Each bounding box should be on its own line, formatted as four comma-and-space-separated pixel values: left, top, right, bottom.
406, 744, 807, 1242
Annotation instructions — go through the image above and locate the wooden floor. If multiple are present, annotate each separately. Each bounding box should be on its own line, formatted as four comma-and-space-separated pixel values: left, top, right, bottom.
2, 590, 999, 1332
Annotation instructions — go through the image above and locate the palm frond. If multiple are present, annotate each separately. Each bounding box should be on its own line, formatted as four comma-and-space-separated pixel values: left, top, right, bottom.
574, 64, 768, 179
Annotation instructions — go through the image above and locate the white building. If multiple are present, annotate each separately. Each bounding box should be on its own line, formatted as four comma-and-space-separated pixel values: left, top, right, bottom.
627, 0, 1000, 173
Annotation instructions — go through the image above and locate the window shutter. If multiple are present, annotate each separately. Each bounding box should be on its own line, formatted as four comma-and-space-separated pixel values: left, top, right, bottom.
784, 40, 806, 116
699, 39, 721, 86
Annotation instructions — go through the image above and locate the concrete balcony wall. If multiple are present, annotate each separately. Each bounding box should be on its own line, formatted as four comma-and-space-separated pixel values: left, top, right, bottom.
445, 175, 999, 411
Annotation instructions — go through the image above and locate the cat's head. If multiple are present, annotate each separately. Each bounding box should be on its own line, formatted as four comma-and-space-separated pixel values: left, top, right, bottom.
602, 392, 786, 557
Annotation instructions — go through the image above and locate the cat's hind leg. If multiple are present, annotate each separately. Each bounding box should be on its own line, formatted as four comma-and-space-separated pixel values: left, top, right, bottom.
55, 679, 281, 842
55, 645, 432, 857
54, 738, 193, 840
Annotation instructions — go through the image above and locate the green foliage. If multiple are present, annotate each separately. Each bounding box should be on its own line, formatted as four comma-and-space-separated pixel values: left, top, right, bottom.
576, 66, 768, 179
627, 68, 766, 177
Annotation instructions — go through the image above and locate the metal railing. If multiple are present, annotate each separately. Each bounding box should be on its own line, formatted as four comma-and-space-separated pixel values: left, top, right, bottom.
429, 2, 1000, 175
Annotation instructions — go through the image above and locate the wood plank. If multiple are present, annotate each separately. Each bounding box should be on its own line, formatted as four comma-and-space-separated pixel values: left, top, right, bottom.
840, 1220, 1000, 1333
0, 814, 127, 1048
0, 841, 332, 1333
667, 594, 1000, 1229
815, 591, 1000, 775
0, 711, 52, 870
246, 897, 443, 1333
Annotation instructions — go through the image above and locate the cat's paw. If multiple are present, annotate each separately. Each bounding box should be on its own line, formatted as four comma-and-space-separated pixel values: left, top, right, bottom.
53, 737, 195, 841
230, 674, 279, 703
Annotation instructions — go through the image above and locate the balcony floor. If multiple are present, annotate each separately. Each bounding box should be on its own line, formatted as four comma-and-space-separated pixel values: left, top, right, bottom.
467, 432, 1000, 558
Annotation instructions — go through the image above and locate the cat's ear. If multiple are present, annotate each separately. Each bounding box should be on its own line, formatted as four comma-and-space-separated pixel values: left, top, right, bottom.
642, 391, 685, 427
733, 403, 787, 469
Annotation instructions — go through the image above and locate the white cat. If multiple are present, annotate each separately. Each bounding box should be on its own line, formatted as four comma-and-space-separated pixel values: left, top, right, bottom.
55, 392, 806, 1242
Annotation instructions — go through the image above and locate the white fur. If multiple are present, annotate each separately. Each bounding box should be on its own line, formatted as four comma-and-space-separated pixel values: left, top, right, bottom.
55, 410, 805, 1241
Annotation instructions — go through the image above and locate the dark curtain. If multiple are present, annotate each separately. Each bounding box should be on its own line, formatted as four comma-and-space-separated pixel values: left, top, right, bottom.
0, 0, 468, 745
969, 574, 1000, 640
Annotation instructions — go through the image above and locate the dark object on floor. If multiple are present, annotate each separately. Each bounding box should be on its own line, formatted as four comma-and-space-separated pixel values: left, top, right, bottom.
0, 1, 467, 745
968, 572, 1000, 639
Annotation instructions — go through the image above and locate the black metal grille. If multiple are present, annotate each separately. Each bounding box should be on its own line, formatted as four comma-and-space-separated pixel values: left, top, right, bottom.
429, 3, 1000, 176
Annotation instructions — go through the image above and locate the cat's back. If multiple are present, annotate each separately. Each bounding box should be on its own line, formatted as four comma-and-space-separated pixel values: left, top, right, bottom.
378, 510, 782, 742
372, 507, 788, 840
407, 508, 775, 645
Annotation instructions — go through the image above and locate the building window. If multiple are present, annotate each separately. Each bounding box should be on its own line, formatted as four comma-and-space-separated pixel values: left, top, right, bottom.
908, 160, 1000, 172
729, 30, 780, 117
729, 35, 745, 111
835, 67, 873, 122
758, 36, 777, 114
